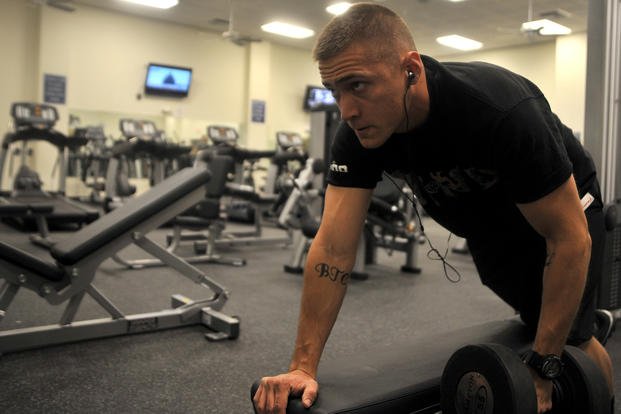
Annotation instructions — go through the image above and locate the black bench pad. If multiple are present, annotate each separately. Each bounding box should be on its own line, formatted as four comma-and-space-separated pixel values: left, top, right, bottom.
251, 318, 533, 414
50, 167, 210, 266
0, 241, 65, 281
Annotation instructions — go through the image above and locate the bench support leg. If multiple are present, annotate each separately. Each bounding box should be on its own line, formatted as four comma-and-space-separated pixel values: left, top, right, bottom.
0, 282, 19, 323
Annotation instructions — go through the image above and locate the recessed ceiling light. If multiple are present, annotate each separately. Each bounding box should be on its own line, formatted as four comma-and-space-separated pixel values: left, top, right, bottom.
436, 34, 483, 51
120, 0, 178, 9
261, 22, 315, 39
326, 2, 352, 15
521, 19, 572, 36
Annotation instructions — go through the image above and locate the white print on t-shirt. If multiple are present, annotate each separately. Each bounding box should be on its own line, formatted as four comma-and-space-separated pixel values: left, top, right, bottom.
330, 162, 349, 173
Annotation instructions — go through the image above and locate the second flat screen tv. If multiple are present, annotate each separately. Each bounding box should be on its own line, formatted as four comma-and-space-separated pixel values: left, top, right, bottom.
304, 86, 336, 111
144, 63, 192, 97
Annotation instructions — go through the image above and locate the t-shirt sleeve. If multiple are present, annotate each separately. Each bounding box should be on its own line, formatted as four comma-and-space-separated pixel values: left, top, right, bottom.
492, 98, 572, 203
326, 122, 383, 189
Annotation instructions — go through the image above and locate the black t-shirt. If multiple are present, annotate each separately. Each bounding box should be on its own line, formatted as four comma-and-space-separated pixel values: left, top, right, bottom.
327, 55, 598, 282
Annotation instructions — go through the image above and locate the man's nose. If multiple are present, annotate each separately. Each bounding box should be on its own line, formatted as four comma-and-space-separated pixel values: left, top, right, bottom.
337, 94, 359, 121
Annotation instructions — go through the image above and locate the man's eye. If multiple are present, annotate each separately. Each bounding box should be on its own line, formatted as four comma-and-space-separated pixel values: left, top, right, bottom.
352, 82, 365, 92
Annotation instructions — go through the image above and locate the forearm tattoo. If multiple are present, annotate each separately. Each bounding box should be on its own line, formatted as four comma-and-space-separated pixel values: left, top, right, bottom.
314, 263, 350, 285
545, 251, 555, 267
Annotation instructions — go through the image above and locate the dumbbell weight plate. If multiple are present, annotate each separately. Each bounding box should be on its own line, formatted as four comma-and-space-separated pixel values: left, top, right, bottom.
549, 345, 610, 414
441, 343, 537, 414
442, 343, 610, 414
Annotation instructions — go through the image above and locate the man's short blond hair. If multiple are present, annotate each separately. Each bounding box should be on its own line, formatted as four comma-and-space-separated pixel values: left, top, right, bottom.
313, 3, 416, 64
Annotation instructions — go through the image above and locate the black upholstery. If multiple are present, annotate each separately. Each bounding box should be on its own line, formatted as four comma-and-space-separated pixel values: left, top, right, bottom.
205, 155, 233, 198
0, 242, 65, 281
231, 147, 276, 162
0, 202, 53, 215
604, 203, 617, 231
2, 128, 68, 150
111, 137, 156, 157
598, 202, 621, 310
175, 155, 232, 223
373, 175, 404, 205
1, 193, 100, 225
250, 318, 533, 414
272, 151, 306, 166
50, 167, 210, 266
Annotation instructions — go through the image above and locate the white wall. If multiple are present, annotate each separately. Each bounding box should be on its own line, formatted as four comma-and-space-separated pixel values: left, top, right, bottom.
554, 34, 587, 138
0, 0, 39, 132
269, 44, 322, 145
38, 3, 248, 131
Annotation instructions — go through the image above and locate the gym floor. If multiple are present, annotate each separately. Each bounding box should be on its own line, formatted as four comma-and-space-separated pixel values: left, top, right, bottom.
0, 217, 619, 413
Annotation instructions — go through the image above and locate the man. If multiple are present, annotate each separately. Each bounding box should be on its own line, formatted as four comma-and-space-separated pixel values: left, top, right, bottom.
253, 3, 614, 413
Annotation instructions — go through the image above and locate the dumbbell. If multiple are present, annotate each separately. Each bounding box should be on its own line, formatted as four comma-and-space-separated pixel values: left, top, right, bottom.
441, 343, 611, 414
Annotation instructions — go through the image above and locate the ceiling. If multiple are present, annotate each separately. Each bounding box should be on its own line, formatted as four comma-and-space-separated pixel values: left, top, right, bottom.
61, 0, 589, 57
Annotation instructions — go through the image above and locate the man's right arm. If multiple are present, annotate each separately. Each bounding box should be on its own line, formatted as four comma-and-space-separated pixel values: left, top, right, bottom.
290, 184, 373, 377
253, 184, 373, 414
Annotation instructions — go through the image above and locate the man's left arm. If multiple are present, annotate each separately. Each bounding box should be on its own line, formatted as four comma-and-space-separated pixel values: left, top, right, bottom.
516, 174, 591, 356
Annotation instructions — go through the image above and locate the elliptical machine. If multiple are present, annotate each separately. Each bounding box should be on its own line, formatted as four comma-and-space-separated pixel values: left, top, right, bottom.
279, 162, 422, 279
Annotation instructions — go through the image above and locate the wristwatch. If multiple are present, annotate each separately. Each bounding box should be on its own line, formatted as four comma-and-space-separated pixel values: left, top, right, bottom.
522, 350, 564, 380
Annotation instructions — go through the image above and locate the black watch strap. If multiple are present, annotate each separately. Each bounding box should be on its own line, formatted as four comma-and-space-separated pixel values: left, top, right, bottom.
522, 350, 564, 380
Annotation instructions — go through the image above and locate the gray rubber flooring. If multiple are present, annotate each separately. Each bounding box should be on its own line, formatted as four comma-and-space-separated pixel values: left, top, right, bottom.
0, 218, 619, 413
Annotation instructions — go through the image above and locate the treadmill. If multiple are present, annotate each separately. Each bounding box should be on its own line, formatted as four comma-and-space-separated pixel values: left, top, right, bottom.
0, 102, 100, 245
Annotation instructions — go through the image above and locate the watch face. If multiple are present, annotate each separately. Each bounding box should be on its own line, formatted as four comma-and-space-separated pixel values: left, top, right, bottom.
541, 357, 563, 378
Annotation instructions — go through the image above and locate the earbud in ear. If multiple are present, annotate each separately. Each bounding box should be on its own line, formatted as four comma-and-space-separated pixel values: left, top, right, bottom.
406, 70, 416, 85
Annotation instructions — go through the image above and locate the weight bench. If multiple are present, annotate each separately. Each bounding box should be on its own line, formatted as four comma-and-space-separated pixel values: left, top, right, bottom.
0, 166, 239, 355
250, 318, 533, 414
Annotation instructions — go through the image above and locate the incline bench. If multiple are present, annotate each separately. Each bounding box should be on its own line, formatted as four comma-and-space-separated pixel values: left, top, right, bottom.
251, 318, 533, 413
0, 165, 239, 355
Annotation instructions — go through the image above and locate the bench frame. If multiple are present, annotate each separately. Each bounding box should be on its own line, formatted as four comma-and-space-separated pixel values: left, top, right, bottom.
0, 167, 238, 355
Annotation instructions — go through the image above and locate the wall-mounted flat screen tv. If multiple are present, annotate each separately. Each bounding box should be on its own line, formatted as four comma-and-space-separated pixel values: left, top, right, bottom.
144, 63, 192, 97
303, 85, 336, 111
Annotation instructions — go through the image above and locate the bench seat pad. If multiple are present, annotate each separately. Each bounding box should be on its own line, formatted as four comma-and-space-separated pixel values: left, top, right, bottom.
50, 167, 210, 266
251, 318, 532, 414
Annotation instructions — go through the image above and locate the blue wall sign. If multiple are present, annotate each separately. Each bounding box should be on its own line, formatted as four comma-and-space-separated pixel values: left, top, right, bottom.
44, 74, 66, 104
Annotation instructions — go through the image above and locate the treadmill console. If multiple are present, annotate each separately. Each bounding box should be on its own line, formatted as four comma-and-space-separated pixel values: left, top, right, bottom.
11, 103, 58, 129
207, 125, 239, 146
119, 119, 158, 140
276, 131, 303, 151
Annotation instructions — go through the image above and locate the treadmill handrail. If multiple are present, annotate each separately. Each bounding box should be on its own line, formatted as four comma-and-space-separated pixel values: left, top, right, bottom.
2, 128, 68, 150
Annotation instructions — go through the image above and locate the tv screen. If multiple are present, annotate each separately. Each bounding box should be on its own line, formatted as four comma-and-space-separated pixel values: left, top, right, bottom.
144, 63, 192, 97
304, 86, 336, 111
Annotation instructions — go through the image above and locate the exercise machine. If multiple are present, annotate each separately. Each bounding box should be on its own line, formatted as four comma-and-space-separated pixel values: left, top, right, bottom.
263, 131, 308, 217
0, 103, 100, 246
598, 202, 621, 316
114, 151, 246, 269
280, 166, 421, 278
68, 126, 111, 204
0, 165, 239, 355
105, 119, 191, 210
206, 125, 292, 247
278, 157, 332, 273
363, 175, 421, 274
